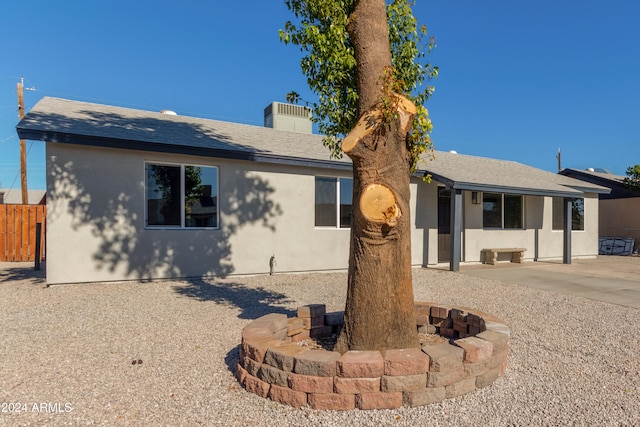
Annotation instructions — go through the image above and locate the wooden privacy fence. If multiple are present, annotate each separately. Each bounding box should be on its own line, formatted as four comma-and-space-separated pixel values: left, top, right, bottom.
0, 204, 46, 262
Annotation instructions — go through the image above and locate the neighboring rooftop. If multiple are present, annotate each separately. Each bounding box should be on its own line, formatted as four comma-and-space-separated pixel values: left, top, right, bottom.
561, 167, 625, 183
560, 168, 637, 199
17, 97, 608, 199
0, 188, 46, 205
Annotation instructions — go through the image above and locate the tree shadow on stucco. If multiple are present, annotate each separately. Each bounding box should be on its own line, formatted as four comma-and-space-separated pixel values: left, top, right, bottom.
44, 110, 282, 282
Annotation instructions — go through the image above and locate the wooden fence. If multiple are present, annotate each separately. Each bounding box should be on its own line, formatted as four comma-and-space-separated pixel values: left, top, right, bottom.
0, 204, 46, 262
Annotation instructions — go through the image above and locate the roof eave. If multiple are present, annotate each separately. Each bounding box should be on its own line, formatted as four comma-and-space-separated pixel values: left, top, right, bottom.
17, 126, 353, 172
451, 182, 582, 198
415, 169, 584, 198
562, 184, 611, 195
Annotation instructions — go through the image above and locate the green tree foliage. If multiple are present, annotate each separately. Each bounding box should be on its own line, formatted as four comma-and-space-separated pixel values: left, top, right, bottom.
151, 165, 204, 203
279, 0, 437, 171
623, 164, 640, 191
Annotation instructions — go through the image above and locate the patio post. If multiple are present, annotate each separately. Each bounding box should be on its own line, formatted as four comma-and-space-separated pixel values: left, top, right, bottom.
449, 188, 463, 271
563, 197, 572, 264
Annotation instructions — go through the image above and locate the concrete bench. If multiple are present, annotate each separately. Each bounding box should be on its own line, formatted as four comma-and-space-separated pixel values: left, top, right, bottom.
482, 248, 526, 265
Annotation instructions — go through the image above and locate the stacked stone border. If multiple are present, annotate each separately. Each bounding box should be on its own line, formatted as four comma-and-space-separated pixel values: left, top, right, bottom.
236, 302, 510, 410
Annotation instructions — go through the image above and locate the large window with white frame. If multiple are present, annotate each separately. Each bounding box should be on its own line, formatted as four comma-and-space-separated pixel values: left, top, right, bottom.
145, 163, 218, 228
552, 197, 584, 231
482, 192, 523, 229
314, 176, 353, 228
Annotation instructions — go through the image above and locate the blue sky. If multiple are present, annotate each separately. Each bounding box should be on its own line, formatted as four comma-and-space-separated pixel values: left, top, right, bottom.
1, 0, 639, 191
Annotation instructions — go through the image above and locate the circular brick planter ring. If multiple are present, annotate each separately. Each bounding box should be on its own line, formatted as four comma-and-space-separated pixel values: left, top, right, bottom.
236, 302, 510, 410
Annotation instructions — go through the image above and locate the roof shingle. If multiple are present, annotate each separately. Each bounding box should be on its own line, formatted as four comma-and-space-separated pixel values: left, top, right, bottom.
17, 97, 608, 198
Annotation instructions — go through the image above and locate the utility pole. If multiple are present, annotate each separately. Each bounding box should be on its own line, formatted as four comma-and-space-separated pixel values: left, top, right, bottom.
17, 79, 28, 204
556, 148, 562, 173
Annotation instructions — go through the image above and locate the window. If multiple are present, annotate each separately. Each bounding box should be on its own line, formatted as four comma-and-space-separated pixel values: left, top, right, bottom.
552, 197, 584, 231
146, 163, 218, 228
482, 193, 502, 228
483, 193, 523, 229
572, 198, 585, 230
315, 177, 353, 228
504, 195, 523, 229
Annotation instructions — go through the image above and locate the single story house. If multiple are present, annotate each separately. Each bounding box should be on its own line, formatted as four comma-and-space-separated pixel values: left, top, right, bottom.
17, 97, 609, 285
560, 168, 639, 253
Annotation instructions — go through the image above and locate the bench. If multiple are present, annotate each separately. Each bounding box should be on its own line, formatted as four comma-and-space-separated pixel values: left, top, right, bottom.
482, 248, 526, 265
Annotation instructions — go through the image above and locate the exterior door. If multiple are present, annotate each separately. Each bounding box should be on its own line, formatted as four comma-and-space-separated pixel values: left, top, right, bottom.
438, 187, 451, 263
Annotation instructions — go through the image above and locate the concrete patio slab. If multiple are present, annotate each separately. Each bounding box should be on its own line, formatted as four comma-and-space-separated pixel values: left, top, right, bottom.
459, 256, 640, 309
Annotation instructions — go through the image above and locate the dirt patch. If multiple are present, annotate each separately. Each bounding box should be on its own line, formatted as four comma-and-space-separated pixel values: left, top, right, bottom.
295, 332, 449, 352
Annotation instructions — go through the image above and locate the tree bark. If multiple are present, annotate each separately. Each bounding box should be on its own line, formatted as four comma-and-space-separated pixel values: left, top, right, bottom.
335, 0, 419, 353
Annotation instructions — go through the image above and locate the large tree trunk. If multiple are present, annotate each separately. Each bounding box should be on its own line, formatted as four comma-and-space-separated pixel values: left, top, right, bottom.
335, 0, 419, 353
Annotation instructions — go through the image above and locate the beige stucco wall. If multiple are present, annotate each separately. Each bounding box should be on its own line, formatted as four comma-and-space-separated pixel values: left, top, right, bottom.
600, 198, 640, 251
534, 193, 600, 261
45, 142, 601, 284
414, 180, 439, 266
451, 192, 600, 263
45, 143, 433, 284
462, 193, 537, 263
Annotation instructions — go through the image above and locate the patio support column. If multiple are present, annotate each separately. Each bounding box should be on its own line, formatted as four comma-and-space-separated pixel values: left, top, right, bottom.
449, 188, 463, 271
563, 197, 572, 264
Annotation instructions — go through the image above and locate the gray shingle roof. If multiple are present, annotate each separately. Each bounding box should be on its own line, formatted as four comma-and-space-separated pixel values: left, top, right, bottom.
424, 151, 610, 197
17, 97, 351, 170
17, 97, 607, 198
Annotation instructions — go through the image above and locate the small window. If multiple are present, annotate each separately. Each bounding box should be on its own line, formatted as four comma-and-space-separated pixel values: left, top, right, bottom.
572, 198, 584, 231
315, 177, 337, 227
184, 165, 218, 228
147, 164, 181, 226
315, 176, 353, 228
146, 163, 218, 228
552, 197, 564, 230
483, 193, 523, 229
552, 197, 584, 231
339, 178, 353, 228
482, 193, 502, 228
504, 195, 523, 229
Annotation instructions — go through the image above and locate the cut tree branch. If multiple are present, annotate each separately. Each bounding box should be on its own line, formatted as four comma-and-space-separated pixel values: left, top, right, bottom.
360, 183, 401, 226
341, 93, 417, 155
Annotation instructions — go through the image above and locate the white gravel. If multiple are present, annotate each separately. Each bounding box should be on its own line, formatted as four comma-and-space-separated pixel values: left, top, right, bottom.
1, 262, 638, 426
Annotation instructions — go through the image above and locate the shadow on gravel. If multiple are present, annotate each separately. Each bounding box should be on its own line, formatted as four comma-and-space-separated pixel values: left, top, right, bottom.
0, 263, 46, 285
172, 279, 296, 319
224, 345, 241, 375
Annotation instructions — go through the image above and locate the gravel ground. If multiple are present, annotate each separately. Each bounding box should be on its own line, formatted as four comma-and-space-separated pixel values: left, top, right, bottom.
1, 262, 639, 426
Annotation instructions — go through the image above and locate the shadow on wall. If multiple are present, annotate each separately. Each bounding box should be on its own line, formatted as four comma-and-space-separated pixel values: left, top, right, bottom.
45, 111, 283, 281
